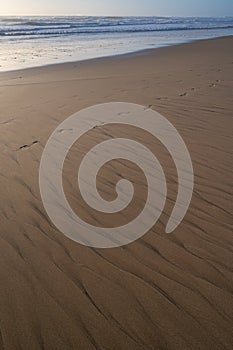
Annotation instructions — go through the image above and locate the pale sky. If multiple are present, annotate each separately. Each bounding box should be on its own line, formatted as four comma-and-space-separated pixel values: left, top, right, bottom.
0, 0, 233, 17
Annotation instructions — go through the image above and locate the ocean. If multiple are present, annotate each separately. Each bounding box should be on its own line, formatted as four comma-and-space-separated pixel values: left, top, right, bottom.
0, 16, 233, 71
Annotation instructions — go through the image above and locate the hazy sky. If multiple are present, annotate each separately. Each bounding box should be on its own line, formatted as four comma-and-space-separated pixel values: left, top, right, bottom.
0, 0, 233, 17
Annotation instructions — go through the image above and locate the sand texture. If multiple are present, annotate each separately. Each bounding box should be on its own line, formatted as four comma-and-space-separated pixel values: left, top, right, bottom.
0, 36, 233, 350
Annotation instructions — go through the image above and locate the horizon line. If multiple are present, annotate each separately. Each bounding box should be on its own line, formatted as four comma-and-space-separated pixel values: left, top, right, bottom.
0, 14, 232, 18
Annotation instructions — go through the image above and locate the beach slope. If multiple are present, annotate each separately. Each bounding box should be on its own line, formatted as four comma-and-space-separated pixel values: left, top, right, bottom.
0, 36, 233, 350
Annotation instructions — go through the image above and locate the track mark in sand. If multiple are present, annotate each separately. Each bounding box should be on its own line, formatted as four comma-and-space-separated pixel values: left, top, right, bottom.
58, 104, 67, 109
0, 118, 15, 125
92, 123, 106, 130
145, 104, 153, 110
57, 128, 73, 134
145, 98, 169, 109
117, 111, 130, 116
155, 96, 169, 101
17, 140, 39, 151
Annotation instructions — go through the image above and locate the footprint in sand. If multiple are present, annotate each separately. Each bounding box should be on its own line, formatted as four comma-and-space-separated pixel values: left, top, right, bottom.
17, 140, 39, 151
57, 128, 73, 134
156, 97, 169, 101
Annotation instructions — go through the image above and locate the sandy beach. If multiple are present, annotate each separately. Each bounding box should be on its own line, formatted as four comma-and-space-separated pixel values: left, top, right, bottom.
0, 36, 233, 349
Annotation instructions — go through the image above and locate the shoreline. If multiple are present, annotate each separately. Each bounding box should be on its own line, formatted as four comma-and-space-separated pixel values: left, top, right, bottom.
0, 34, 232, 75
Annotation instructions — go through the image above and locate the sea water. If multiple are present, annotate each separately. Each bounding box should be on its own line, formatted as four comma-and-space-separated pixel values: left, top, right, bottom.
0, 16, 232, 71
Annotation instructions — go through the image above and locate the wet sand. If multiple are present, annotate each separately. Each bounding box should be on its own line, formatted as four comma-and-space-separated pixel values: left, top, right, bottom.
0, 36, 233, 349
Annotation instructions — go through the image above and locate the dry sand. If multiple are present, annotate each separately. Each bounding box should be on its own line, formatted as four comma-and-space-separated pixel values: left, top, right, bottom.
0, 36, 233, 350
